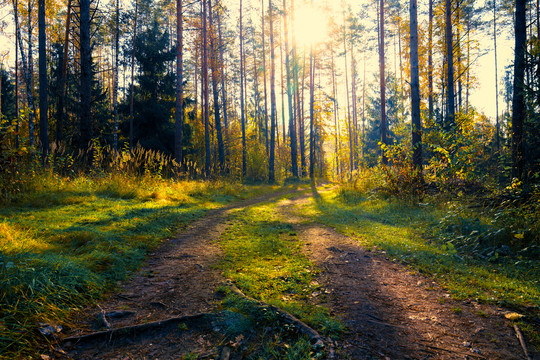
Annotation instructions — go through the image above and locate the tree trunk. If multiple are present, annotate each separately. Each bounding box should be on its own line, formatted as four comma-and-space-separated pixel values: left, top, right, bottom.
300, 49, 306, 176
308, 47, 315, 179
15, 14, 19, 149
379, 0, 388, 164
283, 0, 298, 178
209, 0, 224, 172
343, 11, 353, 173
129, 0, 138, 149
38, 0, 48, 165
12, 0, 35, 149
240, 0, 247, 177
330, 44, 339, 177
428, 0, 433, 121
203, 0, 211, 176
512, 0, 526, 181
217, 6, 230, 171
445, 0, 455, 128
410, 0, 422, 180
493, 0, 500, 151
175, 0, 184, 166
80, 0, 92, 153
113, 0, 120, 152
269, 0, 277, 182
56, 0, 71, 145
262, 1, 269, 155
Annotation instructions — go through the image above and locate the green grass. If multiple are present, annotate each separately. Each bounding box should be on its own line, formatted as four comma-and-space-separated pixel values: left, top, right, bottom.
296, 186, 540, 310
0, 172, 280, 359
216, 194, 343, 357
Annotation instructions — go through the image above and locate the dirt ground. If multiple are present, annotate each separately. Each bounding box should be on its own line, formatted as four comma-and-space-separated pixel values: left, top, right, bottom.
55, 187, 537, 360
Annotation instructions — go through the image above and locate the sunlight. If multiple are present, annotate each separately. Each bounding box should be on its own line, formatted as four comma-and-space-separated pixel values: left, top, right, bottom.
293, 4, 329, 48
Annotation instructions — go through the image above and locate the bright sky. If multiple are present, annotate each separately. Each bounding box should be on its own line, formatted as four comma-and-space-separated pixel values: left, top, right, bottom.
0, 0, 514, 120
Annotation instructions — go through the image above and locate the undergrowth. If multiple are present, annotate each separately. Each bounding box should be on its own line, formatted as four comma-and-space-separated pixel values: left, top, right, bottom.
0, 169, 277, 359
217, 197, 343, 358
301, 175, 540, 350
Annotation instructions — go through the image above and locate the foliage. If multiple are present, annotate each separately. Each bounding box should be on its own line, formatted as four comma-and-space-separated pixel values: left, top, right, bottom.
300, 185, 539, 311
0, 159, 278, 358
217, 194, 343, 356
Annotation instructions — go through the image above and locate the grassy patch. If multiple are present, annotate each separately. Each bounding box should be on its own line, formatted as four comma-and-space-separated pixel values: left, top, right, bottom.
296, 186, 540, 310
0, 172, 279, 358
217, 196, 343, 357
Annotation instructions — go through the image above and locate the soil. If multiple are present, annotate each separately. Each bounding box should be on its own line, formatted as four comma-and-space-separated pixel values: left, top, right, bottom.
54, 186, 537, 360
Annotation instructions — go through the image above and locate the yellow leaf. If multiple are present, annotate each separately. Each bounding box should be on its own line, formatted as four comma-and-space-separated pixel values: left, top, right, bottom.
504, 312, 524, 320
514, 233, 524, 239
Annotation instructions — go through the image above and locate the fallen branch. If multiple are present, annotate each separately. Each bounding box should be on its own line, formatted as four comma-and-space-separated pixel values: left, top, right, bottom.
513, 324, 532, 360
225, 280, 334, 358
62, 313, 208, 344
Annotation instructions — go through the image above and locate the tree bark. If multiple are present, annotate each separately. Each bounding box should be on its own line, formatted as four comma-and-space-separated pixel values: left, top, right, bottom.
12, 0, 35, 148
113, 0, 120, 152
428, 0, 433, 121
379, 0, 388, 164
410, 0, 422, 180
283, 0, 298, 178
445, 0, 455, 128
80, 0, 93, 153
203, 0, 211, 176
262, 1, 269, 155
269, 0, 277, 182
38, 0, 48, 165
493, 0, 500, 152
512, 0, 526, 181
129, 0, 138, 149
343, 11, 353, 173
175, 0, 184, 166
308, 47, 315, 179
240, 0, 247, 177
217, 5, 229, 168
56, 0, 71, 145
209, 0, 224, 172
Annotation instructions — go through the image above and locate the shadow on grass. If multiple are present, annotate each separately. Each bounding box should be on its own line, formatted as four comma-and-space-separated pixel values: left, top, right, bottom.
307, 186, 540, 309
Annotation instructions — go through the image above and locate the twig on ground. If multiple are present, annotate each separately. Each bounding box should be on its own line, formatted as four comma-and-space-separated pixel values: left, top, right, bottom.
513, 324, 532, 360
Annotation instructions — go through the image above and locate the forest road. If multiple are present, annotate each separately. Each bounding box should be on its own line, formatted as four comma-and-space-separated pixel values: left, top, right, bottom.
60, 185, 532, 360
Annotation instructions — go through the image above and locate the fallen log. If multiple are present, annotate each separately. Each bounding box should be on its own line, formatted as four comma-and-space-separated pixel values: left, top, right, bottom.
62, 313, 208, 344
224, 280, 335, 358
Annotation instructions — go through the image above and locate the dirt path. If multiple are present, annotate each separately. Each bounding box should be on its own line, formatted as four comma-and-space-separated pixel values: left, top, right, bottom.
61, 186, 534, 360
277, 188, 529, 359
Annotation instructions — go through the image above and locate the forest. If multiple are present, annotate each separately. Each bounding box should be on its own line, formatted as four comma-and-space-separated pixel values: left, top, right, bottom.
0, 0, 539, 358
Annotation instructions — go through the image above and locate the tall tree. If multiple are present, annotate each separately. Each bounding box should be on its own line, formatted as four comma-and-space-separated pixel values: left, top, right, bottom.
240, 0, 247, 177
379, 0, 388, 164
209, 0, 224, 171
12, 0, 35, 148
343, 10, 353, 173
79, 0, 93, 152
55, 0, 71, 144
262, 0, 269, 154
38, 0, 48, 164
308, 46, 315, 178
512, 0, 526, 181
217, 4, 229, 165
202, 0, 211, 176
129, 0, 139, 148
269, 0, 277, 182
175, 0, 184, 165
283, 0, 298, 178
113, 0, 120, 152
428, 0, 433, 122
445, 0, 455, 128
493, 0, 500, 151
410, 0, 422, 180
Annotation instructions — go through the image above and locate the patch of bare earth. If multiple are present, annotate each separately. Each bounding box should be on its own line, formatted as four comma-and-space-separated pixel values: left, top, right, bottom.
279, 190, 535, 360
59, 190, 299, 360
56, 187, 536, 360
